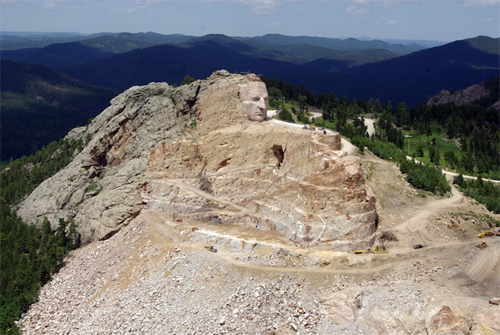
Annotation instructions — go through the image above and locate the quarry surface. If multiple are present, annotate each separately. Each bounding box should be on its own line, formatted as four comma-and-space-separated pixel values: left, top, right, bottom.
16, 71, 500, 334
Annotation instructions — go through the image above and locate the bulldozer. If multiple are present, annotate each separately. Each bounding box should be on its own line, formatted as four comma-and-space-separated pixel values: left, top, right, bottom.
477, 241, 487, 249
354, 250, 363, 254
485, 231, 495, 236
478, 233, 485, 238
310, 124, 316, 130
205, 245, 217, 253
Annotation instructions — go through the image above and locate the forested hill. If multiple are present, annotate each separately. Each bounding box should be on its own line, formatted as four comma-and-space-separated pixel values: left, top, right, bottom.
305, 38, 500, 106
1, 60, 117, 160
60, 36, 498, 106
2, 33, 498, 106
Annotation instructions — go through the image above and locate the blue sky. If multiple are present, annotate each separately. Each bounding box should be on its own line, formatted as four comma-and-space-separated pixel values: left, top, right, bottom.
1, 0, 499, 41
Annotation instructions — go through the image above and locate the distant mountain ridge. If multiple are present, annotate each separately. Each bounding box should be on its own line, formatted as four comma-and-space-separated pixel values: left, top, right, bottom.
55, 35, 499, 106
1, 32, 408, 68
241, 34, 419, 55
1, 33, 498, 107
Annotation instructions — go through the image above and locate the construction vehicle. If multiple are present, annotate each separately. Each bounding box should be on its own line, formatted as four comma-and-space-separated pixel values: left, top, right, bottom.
175, 218, 183, 222
485, 231, 494, 236
205, 245, 217, 253
354, 250, 363, 254
496, 229, 500, 236
365, 247, 372, 253
310, 124, 316, 130
302, 124, 310, 130
379, 245, 386, 251
477, 241, 487, 249
478, 233, 485, 238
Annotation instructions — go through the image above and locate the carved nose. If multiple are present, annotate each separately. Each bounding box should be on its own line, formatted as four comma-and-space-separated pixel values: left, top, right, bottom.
258, 97, 266, 109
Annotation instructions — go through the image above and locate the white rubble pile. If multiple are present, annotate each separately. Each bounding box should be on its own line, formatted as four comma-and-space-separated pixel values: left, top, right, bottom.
18, 218, 498, 335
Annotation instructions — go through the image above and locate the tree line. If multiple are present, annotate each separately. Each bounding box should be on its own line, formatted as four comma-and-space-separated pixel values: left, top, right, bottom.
265, 75, 498, 201
0, 199, 79, 334
0, 137, 85, 334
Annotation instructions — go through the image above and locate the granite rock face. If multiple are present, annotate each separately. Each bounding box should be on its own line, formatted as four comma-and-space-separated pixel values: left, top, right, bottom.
18, 70, 376, 250
143, 123, 375, 251
427, 81, 493, 107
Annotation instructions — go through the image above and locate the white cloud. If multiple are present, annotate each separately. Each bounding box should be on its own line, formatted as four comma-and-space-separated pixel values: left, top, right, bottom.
385, 19, 397, 25
232, 0, 281, 15
485, 17, 494, 21
333, 22, 344, 29
43, 0, 63, 9
366, 22, 380, 26
455, 0, 500, 7
346, 5, 367, 14
269, 21, 285, 27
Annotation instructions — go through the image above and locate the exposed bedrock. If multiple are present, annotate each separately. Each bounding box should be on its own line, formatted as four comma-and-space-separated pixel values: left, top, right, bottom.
18, 70, 376, 250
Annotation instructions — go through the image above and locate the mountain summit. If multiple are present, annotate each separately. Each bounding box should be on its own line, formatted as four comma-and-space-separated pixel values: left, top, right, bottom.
18, 70, 376, 250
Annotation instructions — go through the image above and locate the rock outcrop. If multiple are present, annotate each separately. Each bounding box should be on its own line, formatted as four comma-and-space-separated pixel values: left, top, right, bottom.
427, 82, 491, 107
18, 70, 376, 251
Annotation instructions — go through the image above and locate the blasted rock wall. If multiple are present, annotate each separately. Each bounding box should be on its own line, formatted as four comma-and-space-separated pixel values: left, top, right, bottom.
18, 70, 375, 251
143, 122, 376, 251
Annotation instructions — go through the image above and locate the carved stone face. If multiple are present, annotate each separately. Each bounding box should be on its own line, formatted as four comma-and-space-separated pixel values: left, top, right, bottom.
240, 82, 269, 122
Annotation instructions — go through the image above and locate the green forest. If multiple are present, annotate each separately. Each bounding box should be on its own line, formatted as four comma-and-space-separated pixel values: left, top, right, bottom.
0, 200, 78, 334
1, 60, 116, 161
0, 138, 84, 334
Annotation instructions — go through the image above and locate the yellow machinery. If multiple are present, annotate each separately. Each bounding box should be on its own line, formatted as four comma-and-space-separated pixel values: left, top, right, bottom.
485, 231, 494, 236
205, 245, 217, 253
311, 124, 316, 130
355, 245, 386, 254
478, 233, 485, 238
477, 241, 487, 249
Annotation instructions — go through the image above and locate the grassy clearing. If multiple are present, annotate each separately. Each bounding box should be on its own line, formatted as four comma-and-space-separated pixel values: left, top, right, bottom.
402, 127, 462, 168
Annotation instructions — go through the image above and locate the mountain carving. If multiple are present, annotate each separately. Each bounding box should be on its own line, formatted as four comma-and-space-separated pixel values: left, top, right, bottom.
17, 70, 376, 251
